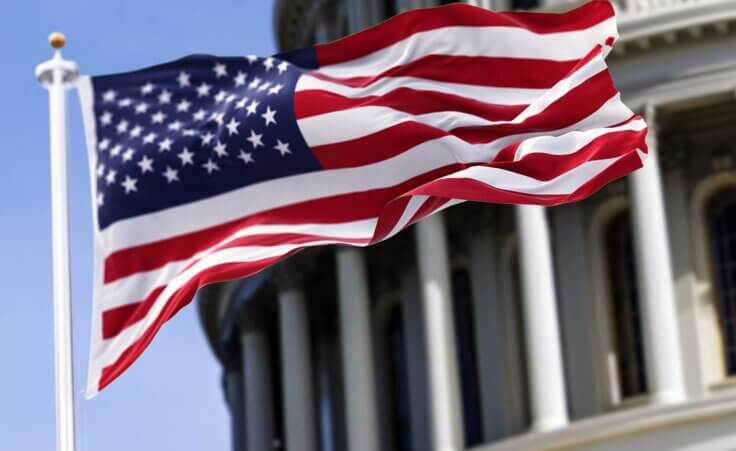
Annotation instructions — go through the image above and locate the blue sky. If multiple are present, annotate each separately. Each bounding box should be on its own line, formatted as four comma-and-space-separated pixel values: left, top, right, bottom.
0, 1, 275, 449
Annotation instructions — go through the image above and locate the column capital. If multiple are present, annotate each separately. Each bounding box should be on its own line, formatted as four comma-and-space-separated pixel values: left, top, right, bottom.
643, 102, 660, 141
644, 102, 657, 125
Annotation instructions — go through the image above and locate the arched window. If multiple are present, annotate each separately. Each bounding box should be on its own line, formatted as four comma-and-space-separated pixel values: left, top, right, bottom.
507, 249, 531, 431
512, 0, 540, 10
387, 307, 413, 451
452, 268, 483, 446
383, 0, 397, 17
604, 212, 648, 398
313, 318, 345, 451
707, 189, 736, 376
497, 239, 530, 434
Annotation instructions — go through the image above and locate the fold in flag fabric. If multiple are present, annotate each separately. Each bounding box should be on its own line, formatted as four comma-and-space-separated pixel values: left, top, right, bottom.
78, 0, 647, 397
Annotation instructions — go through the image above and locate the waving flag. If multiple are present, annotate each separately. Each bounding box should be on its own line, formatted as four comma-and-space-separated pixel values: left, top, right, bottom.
78, 0, 647, 396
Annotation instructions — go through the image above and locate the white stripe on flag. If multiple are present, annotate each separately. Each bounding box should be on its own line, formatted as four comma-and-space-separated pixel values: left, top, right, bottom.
317, 18, 618, 78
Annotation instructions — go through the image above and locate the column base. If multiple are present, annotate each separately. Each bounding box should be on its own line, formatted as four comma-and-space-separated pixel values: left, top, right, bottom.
531, 416, 568, 433
651, 390, 688, 405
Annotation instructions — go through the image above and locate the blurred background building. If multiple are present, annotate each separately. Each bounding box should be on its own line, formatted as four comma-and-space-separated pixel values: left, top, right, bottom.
198, 0, 736, 449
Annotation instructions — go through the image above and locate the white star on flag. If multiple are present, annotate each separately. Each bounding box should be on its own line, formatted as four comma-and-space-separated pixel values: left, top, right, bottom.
246, 130, 263, 149
202, 159, 220, 174
121, 176, 138, 193
213, 141, 228, 158
261, 107, 277, 126
177, 71, 191, 87
137, 155, 154, 173
196, 82, 212, 97
246, 101, 259, 116
238, 150, 254, 164
158, 138, 173, 152
176, 99, 191, 112
178, 148, 194, 166
162, 166, 179, 183
140, 82, 155, 95
274, 140, 291, 156
213, 62, 228, 78
142, 132, 157, 144
158, 90, 172, 104
102, 89, 117, 102
226, 118, 240, 136
234, 71, 247, 86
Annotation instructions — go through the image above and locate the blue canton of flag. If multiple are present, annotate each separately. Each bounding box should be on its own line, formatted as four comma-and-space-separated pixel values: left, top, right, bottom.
91, 53, 321, 229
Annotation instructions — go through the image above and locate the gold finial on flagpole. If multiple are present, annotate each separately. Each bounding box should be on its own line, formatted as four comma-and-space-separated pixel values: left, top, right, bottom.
49, 32, 66, 49
36, 32, 78, 86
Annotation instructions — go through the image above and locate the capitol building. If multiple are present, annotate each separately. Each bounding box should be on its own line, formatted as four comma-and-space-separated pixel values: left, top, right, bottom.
198, 1, 736, 450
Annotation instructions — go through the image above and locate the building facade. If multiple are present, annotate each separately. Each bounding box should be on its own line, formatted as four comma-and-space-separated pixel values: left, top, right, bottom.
198, 1, 736, 450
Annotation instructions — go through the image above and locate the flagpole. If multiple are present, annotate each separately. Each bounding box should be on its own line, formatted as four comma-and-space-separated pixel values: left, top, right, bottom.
36, 32, 80, 451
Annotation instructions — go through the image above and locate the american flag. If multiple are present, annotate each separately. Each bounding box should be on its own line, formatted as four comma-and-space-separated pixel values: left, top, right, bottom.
79, 1, 647, 396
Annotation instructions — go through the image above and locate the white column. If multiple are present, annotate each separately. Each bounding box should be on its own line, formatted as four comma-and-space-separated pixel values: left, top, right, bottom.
241, 330, 276, 451
415, 214, 465, 451
466, 0, 494, 9
336, 248, 380, 451
279, 282, 318, 451
628, 105, 687, 404
515, 205, 568, 432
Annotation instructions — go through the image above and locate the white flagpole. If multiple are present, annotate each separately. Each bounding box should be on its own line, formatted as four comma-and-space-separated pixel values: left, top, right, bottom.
35, 32, 80, 451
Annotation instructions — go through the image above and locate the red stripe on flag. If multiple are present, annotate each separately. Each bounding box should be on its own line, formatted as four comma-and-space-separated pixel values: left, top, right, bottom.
102, 287, 166, 340
312, 121, 449, 169
307, 67, 619, 170
103, 165, 465, 283
98, 256, 297, 392
310, 55, 581, 90
294, 87, 526, 120
101, 233, 371, 340
316, 1, 615, 67
372, 196, 412, 243
454, 69, 619, 144
408, 196, 451, 227
96, 137, 643, 395
489, 124, 646, 181
407, 153, 643, 207
177, 233, 371, 275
